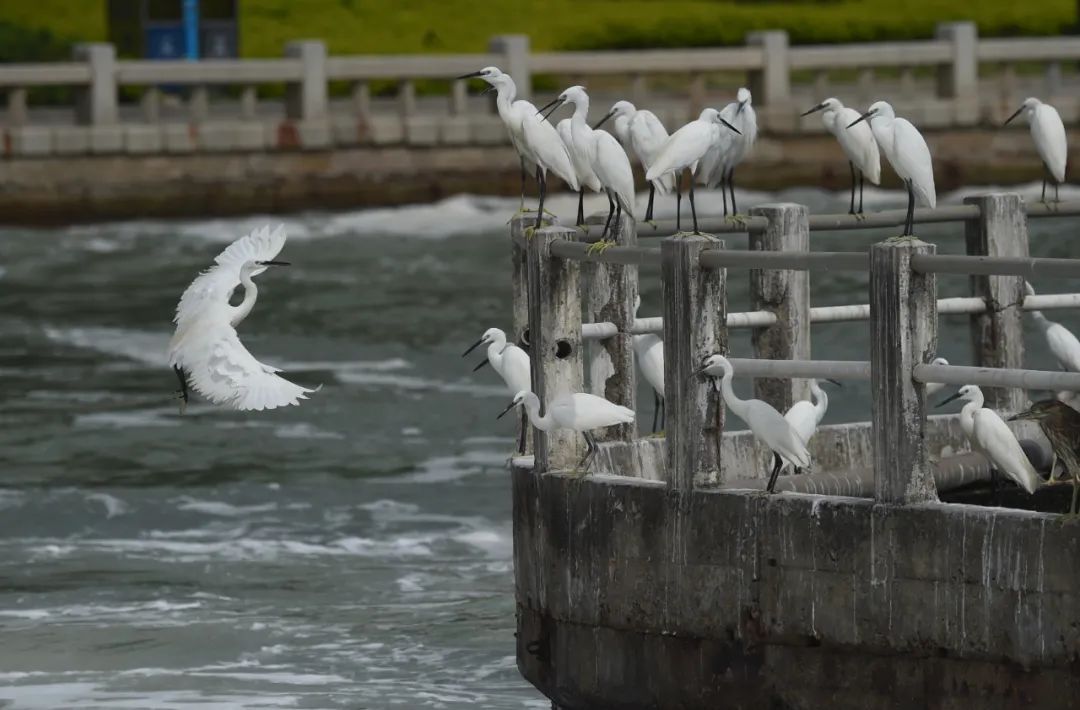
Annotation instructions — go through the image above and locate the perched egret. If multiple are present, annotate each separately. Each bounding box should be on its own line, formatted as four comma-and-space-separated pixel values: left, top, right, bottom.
924, 356, 950, 397
1005, 97, 1067, 204
848, 101, 935, 236
497, 390, 635, 473
646, 109, 741, 234
802, 97, 881, 215
696, 354, 810, 492
1010, 399, 1080, 514
630, 297, 664, 432
538, 86, 635, 241
168, 225, 317, 412
784, 378, 841, 451
555, 117, 603, 227
1024, 282, 1080, 372
707, 88, 757, 217
457, 67, 579, 229
594, 101, 675, 223
937, 385, 1040, 495
463, 327, 532, 453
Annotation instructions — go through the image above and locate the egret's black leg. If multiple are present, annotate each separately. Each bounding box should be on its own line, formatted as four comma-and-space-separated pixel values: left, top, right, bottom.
728, 168, 737, 215
721, 175, 729, 216
601, 192, 616, 240
577, 189, 585, 227
579, 431, 598, 472
766, 452, 783, 493
904, 179, 916, 236
859, 170, 865, 214
173, 365, 189, 412
688, 176, 699, 234
645, 183, 656, 222
660, 397, 665, 431
651, 391, 660, 433
613, 201, 623, 242
1042, 177, 1047, 204
534, 167, 547, 231
517, 409, 528, 455
519, 157, 528, 211
848, 161, 857, 215
1055, 179, 1060, 204
675, 172, 683, 231
1071, 475, 1079, 515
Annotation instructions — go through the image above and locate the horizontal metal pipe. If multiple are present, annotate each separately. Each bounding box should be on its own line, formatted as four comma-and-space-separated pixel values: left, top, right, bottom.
911, 253, 1080, 278
725, 358, 872, 381
699, 250, 868, 272
915, 363, 1080, 392
549, 239, 660, 265
806, 204, 980, 231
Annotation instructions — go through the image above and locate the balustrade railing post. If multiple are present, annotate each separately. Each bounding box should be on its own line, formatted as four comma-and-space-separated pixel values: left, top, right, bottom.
746, 30, 791, 131
510, 214, 549, 457
749, 203, 810, 412
527, 227, 585, 472
73, 43, 117, 125
964, 193, 1028, 413
488, 35, 531, 101
870, 238, 939, 504
285, 40, 328, 121
662, 236, 727, 488
935, 22, 978, 126
584, 214, 638, 445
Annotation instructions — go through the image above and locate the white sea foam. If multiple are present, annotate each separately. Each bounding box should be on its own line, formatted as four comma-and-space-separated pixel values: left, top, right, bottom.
85, 492, 130, 518
381, 450, 510, 484
273, 422, 344, 440
42, 325, 168, 369
174, 497, 279, 517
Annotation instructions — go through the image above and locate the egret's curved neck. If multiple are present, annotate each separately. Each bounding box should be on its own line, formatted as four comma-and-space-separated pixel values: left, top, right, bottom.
719, 368, 748, 420
230, 271, 258, 327
486, 340, 506, 370
869, 117, 893, 149
493, 79, 516, 119
1030, 309, 1051, 328
524, 395, 555, 431
811, 383, 828, 423
958, 400, 978, 435
570, 98, 590, 129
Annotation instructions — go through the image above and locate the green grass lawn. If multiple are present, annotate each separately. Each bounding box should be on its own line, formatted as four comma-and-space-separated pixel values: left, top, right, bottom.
0, 0, 1074, 60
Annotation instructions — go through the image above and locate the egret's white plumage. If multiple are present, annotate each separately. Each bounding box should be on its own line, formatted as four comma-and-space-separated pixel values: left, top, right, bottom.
557, 117, 603, 194
168, 225, 317, 412
630, 296, 664, 432
1026, 282, 1080, 372
803, 97, 880, 213
600, 101, 675, 196
700, 354, 810, 491
1006, 97, 1067, 195
941, 385, 1040, 494
702, 88, 757, 215
464, 327, 531, 395
924, 357, 950, 397
784, 379, 830, 446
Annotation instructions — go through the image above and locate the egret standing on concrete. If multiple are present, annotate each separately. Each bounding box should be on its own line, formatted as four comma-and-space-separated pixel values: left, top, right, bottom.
457, 67, 579, 228
802, 97, 881, 215
1005, 97, 1067, 204
168, 225, 317, 412
538, 86, 635, 242
784, 378, 840, 452
696, 354, 810, 492
848, 101, 935, 236
630, 297, 664, 432
463, 327, 532, 454
709, 88, 757, 217
594, 101, 675, 223
647, 109, 741, 234
556, 117, 603, 228
498, 390, 635, 473
1010, 399, 1080, 514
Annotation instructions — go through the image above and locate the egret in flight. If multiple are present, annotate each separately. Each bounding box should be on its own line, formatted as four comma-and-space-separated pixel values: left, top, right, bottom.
802, 97, 881, 215
1025, 282, 1080, 372
696, 354, 810, 492
498, 389, 635, 473
1005, 97, 1066, 204
784, 378, 841, 454
168, 225, 317, 412
463, 327, 532, 453
594, 101, 675, 223
707, 88, 757, 217
457, 67, 579, 228
555, 117, 602, 227
848, 101, 935, 236
538, 86, 635, 242
647, 109, 741, 234
938, 385, 1040, 495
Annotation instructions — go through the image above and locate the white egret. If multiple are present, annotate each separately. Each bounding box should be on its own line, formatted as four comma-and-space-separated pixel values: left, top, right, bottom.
463, 327, 532, 453
924, 356, 950, 397
630, 297, 664, 432
707, 88, 757, 216
848, 100, 935, 236
801, 97, 881, 215
646, 109, 741, 234
696, 354, 810, 492
1025, 282, 1080, 372
555, 117, 603, 227
594, 101, 675, 223
784, 378, 841, 450
168, 225, 317, 412
538, 86, 635, 241
1005, 97, 1067, 203
497, 389, 635, 472
937, 385, 1040, 495
457, 67, 579, 229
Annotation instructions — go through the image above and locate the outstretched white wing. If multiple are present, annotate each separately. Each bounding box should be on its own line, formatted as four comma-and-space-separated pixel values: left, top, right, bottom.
174, 225, 287, 327
184, 320, 317, 411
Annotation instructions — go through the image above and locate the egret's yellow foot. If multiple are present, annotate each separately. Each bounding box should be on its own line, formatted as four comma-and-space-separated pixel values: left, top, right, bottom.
586, 239, 616, 255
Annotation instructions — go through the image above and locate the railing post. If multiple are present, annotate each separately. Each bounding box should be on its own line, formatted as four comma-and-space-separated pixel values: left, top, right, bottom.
964, 193, 1028, 413
285, 40, 328, 121
488, 35, 531, 101
749, 203, 810, 412
584, 214, 638, 444
510, 214, 547, 456
73, 43, 117, 125
746, 30, 791, 130
870, 238, 939, 504
935, 22, 978, 126
662, 236, 727, 488
527, 227, 585, 472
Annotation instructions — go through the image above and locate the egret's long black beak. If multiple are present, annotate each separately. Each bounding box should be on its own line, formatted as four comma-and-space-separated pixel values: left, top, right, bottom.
1006, 410, 1035, 422
472, 358, 490, 372
935, 391, 963, 408
801, 103, 826, 117
846, 109, 876, 129
537, 97, 565, 121
462, 338, 486, 358
456, 71, 484, 80
719, 117, 741, 135
1004, 105, 1025, 126
259, 260, 290, 266
824, 378, 842, 387
496, 400, 518, 419
593, 110, 616, 130
687, 364, 712, 385
736, 100, 747, 116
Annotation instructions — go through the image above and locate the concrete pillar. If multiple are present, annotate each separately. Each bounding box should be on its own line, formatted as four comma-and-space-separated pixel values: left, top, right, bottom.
964, 193, 1028, 413
285, 40, 328, 121
749, 203, 811, 413
527, 227, 585, 472
747, 30, 792, 131
73, 43, 117, 125
869, 238, 939, 504
935, 22, 978, 125
510, 214, 548, 457
661, 235, 728, 489
488, 35, 531, 101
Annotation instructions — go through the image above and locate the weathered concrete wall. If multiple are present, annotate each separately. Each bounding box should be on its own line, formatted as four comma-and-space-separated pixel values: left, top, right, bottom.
512, 466, 1080, 709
